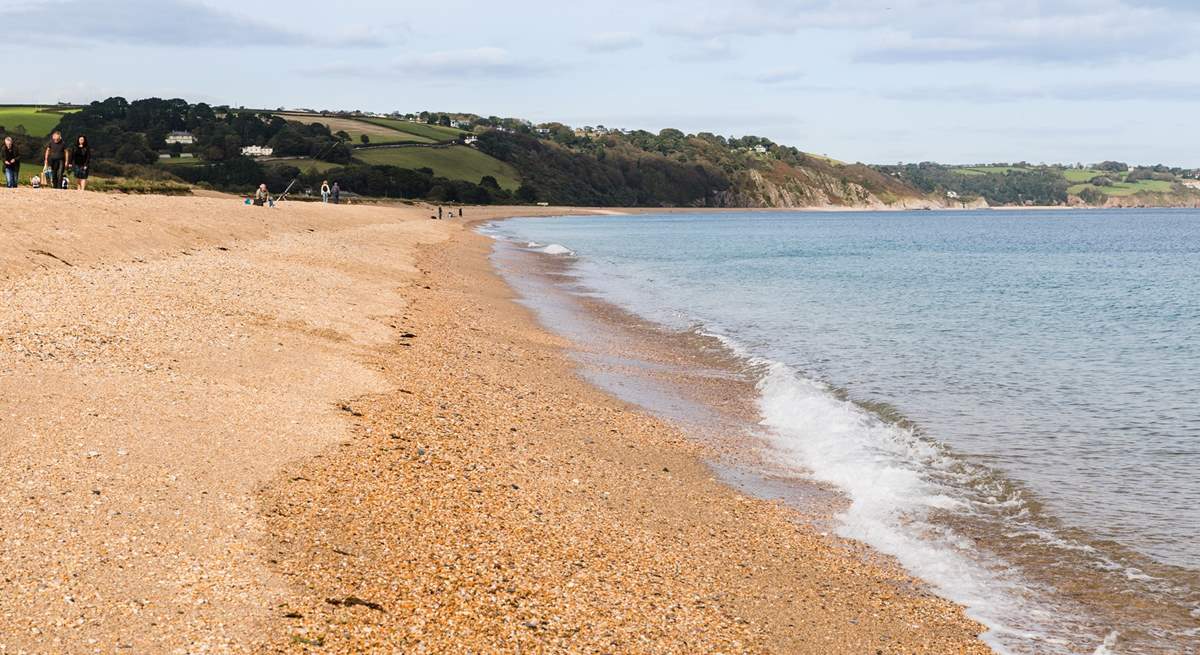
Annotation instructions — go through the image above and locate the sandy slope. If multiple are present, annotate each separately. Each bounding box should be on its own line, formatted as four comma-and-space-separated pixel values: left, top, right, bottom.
0, 191, 455, 652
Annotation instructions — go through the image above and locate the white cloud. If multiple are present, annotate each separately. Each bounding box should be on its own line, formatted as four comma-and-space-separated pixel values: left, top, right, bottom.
406, 47, 556, 78
752, 67, 806, 84
653, 0, 1200, 63
8, 0, 389, 48
582, 32, 644, 53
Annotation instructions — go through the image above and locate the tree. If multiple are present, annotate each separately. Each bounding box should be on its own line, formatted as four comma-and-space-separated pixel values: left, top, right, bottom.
515, 183, 538, 202
360, 134, 370, 145
335, 130, 351, 142
116, 142, 149, 164
479, 175, 501, 191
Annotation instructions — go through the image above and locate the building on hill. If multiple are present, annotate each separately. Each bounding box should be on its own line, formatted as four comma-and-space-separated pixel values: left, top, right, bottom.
753, 145, 768, 154
464, 136, 479, 146
165, 131, 195, 145
241, 145, 274, 157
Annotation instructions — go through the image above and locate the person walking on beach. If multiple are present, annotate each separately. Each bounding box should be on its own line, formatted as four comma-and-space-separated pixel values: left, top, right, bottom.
331, 182, 340, 204
320, 180, 331, 203
2, 137, 19, 188
69, 135, 91, 190
438, 206, 443, 219
44, 131, 67, 190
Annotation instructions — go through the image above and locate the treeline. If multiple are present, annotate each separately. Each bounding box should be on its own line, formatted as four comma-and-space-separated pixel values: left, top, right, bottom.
56, 97, 352, 164
173, 158, 510, 203
878, 163, 1070, 206
476, 130, 731, 206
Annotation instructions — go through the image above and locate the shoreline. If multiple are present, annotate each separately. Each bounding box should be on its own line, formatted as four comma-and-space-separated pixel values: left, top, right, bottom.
0, 194, 988, 653
254, 214, 989, 652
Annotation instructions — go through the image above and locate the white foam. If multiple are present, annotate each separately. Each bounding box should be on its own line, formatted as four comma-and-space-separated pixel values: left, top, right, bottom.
754, 360, 1032, 652
540, 244, 574, 255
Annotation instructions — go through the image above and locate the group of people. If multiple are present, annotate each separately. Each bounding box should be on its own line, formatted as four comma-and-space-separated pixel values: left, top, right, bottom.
319, 180, 341, 204
250, 180, 341, 208
1, 131, 92, 190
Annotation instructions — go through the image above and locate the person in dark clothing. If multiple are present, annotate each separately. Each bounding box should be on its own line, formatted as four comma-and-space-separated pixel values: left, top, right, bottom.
44, 131, 67, 190
68, 135, 91, 190
438, 206, 443, 219
2, 136, 18, 188
331, 182, 340, 204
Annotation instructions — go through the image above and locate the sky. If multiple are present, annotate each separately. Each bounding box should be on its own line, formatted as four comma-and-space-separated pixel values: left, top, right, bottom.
3, 0, 1199, 166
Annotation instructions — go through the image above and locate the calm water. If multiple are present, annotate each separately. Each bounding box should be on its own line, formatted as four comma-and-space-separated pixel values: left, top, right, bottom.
486, 210, 1200, 654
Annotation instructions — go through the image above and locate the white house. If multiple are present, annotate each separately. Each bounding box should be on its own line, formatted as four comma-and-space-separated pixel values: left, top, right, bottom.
165, 131, 195, 145
753, 144, 768, 154
241, 145, 274, 157
463, 136, 479, 146
946, 190, 960, 199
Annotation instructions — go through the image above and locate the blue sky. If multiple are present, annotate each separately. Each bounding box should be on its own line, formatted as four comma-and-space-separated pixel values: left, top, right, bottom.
3, 0, 1199, 165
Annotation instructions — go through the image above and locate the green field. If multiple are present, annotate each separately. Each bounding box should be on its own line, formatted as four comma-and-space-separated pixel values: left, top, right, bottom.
276, 113, 432, 145
0, 106, 76, 137
157, 156, 203, 166
1068, 179, 1176, 197
268, 157, 349, 174
952, 166, 1032, 176
1062, 168, 1109, 182
356, 146, 519, 189
359, 118, 466, 142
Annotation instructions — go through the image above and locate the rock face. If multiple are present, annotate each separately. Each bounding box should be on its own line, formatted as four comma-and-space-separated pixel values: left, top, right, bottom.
1101, 194, 1200, 209
1065, 191, 1200, 208
715, 167, 982, 210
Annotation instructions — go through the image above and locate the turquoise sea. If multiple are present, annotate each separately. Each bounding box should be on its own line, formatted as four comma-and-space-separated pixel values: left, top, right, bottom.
484, 210, 1200, 655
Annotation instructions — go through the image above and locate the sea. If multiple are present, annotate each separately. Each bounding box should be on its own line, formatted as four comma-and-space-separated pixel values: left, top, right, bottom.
480, 209, 1200, 655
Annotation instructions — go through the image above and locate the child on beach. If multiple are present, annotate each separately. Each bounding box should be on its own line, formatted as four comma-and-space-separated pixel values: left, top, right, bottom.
2, 137, 18, 188
43, 131, 66, 190
69, 135, 91, 190
320, 180, 331, 203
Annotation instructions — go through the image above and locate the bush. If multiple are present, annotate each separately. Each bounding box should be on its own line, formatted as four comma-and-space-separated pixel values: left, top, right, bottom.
89, 177, 192, 195
1077, 187, 1106, 205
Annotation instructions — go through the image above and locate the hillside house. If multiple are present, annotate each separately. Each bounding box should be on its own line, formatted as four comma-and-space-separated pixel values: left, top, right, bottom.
463, 136, 479, 146
241, 145, 274, 157
165, 131, 195, 145
753, 144, 768, 154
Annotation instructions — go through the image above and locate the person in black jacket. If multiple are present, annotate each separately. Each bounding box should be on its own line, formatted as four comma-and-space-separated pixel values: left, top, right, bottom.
68, 135, 91, 190
1, 136, 18, 188
43, 131, 67, 190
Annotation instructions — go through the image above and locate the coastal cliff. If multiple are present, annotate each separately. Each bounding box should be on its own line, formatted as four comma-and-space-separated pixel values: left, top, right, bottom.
719, 165, 988, 209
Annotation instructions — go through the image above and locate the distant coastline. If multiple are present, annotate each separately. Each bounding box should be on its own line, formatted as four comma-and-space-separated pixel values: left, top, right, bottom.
5, 98, 1198, 211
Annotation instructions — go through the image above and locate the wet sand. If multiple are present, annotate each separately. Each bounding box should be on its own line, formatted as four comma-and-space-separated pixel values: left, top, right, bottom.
0, 191, 988, 653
